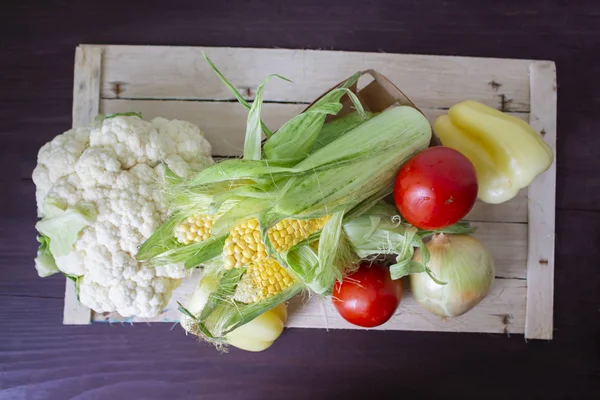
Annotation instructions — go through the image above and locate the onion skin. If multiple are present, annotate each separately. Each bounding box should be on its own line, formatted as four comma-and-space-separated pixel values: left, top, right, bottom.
410, 233, 494, 317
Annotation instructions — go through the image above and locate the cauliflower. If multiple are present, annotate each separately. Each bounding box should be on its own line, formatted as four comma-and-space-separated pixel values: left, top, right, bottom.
32, 114, 213, 318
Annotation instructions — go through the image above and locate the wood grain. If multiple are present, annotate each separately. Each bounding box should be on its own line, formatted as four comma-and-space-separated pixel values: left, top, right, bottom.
525, 61, 557, 340
96, 45, 532, 111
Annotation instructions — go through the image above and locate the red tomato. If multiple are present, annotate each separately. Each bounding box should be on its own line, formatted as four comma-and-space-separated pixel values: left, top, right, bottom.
332, 263, 403, 328
393, 147, 478, 230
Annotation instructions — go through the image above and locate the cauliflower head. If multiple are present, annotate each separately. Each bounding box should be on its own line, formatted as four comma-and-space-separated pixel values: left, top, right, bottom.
32, 114, 213, 318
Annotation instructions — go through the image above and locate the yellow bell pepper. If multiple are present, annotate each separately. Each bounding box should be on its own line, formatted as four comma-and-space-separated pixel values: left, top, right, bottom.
434, 100, 554, 204
180, 272, 287, 352
224, 303, 287, 352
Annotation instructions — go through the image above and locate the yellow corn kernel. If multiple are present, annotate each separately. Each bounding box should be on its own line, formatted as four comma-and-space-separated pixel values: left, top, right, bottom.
223, 216, 330, 269
233, 258, 296, 303
223, 218, 266, 269
174, 214, 216, 245
267, 216, 330, 253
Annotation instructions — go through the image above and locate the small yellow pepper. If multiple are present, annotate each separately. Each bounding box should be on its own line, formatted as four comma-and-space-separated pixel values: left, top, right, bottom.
434, 100, 554, 204
224, 304, 287, 352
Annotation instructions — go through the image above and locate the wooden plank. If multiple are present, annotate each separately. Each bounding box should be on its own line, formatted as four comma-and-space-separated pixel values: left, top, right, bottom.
473, 222, 527, 279
96, 45, 532, 111
525, 61, 557, 340
72, 46, 102, 128
101, 99, 529, 223
93, 221, 526, 324
63, 46, 102, 325
93, 272, 526, 335
286, 278, 526, 334
466, 190, 527, 224
101, 99, 529, 157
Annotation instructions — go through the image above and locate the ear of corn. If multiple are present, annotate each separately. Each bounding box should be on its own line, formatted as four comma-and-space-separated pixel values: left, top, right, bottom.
142, 58, 440, 349
223, 216, 330, 270
311, 111, 376, 152
233, 258, 296, 303
272, 107, 432, 219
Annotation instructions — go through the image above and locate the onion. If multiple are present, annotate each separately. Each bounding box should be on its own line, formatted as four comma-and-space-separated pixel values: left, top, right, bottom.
410, 233, 494, 317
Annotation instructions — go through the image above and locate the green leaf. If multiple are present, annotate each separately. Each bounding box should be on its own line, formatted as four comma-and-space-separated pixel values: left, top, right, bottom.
210, 198, 269, 237
390, 260, 426, 280
217, 283, 303, 336
317, 211, 346, 287
35, 203, 96, 257
178, 302, 217, 340
147, 234, 227, 268
34, 235, 59, 278
283, 223, 355, 295
204, 53, 276, 138
244, 74, 289, 160
263, 82, 366, 162
311, 111, 375, 152
207, 184, 275, 215
419, 221, 477, 237
137, 213, 184, 261
199, 267, 246, 323
178, 301, 198, 320
187, 159, 296, 187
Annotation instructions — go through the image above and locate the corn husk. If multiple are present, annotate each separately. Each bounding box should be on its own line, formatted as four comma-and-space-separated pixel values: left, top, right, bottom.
139, 56, 440, 344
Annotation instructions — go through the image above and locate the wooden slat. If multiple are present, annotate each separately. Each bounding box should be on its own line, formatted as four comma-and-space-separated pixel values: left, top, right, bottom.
472, 222, 527, 279
525, 61, 557, 340
96, 45, 532, 111
93, 272, 526, 335
285, 278, 526, 334
63, 46, 102, 325
72, 46, 103, 128
466, 190, 527, 223
101, 99, 529, 223
101, 99, 529, 157
93, 220, 526, 324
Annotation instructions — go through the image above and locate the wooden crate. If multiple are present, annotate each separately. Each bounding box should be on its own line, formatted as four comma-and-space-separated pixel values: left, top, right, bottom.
65, 45, 556, 340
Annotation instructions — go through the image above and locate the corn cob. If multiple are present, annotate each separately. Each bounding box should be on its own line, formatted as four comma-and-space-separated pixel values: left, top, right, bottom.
267, 216, 330, 253
174, 214, 216, 245
233, 258, 296, 303
223, 216, 329, 269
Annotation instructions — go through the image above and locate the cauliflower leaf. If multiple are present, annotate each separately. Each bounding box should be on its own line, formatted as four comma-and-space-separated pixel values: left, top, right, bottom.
35, 202, 96, 257
34, 235, 59, 278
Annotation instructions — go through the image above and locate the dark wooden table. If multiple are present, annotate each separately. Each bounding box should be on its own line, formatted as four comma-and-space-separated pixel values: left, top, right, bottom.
2, 1, 599, 399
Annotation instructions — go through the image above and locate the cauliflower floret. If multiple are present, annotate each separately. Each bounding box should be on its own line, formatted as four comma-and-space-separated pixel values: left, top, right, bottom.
33, 114, 213, 318
32, 126, 91, 215
75, 147, 122, 188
